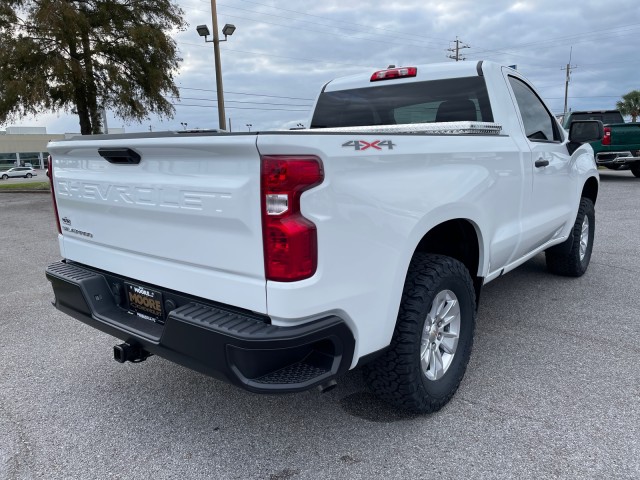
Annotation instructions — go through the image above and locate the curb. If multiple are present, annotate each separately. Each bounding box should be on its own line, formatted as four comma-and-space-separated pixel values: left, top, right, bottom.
0, 189, 51, 194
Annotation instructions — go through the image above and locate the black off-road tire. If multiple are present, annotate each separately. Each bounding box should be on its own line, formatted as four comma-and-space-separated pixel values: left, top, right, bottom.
545, 197, 595, 277
631, 164, 640, 178
363, 254, 476, 414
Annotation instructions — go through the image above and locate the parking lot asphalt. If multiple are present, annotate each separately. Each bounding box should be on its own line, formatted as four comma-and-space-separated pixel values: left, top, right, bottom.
1, 170, 639, 479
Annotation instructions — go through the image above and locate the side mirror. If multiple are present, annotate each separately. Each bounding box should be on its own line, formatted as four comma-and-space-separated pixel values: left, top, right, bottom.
569, 120, 604, 144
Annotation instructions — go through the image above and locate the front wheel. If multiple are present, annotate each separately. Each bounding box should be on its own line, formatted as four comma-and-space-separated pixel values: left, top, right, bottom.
545, 197, 595, 277
26, 173, 32, 178
363, 254, 476, 414
631, 164, 640, 178
1, 174, 7, 180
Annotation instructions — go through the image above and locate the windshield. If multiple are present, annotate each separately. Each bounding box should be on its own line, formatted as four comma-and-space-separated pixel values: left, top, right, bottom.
311, 76, 493, 129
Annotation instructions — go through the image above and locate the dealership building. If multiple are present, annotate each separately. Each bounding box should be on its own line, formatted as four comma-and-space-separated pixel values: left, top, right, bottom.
0, 127, 68, 170
0, 126, 125, 170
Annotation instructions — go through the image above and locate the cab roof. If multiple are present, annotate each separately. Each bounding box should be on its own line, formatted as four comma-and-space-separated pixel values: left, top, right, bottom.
323, 61, 505, 92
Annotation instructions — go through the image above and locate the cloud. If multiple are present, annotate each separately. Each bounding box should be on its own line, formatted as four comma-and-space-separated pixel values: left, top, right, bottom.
5, 0, 640, 133
508, 2, 534, 13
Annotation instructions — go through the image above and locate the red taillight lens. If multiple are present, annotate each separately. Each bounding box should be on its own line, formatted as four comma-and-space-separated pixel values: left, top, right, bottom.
261, 155, 324, 282
370, 67, 417, 82
602, 127, 611, 145
47, 155, 61, 234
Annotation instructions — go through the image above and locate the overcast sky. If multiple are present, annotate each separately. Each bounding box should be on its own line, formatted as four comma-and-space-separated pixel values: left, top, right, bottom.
7, 0, 640, 133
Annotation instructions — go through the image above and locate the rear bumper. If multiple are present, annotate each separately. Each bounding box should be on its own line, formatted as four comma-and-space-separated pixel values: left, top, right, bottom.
45, 261, 355, 393
596, 151, 640, 165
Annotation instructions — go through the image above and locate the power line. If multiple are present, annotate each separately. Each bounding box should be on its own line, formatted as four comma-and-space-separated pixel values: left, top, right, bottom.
209, 11, 447, 51
170, 95, 312, 107
177, 86, 314, 101
213, 2, 446, 48
545, 95, 622, 99
170, 103, 309, 112
177, 40, 377, 70
190, 0, 449, 51
472, 23, 640, 57
218, 0, 452, 44
214, 1, 635, 72
181, 4, 639, 74
216, 1, 639, 70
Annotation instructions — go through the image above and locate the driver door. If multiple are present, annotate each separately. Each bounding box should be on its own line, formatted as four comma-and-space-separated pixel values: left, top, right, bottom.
507, 75, 575, 256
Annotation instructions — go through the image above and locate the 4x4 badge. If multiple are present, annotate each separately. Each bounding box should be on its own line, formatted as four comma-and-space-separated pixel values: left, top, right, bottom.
342, 140, 396, 151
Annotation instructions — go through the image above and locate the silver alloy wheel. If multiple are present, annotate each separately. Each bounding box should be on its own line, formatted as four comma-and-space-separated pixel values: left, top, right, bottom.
579, 215, 590, 261
419, 289, 461, 381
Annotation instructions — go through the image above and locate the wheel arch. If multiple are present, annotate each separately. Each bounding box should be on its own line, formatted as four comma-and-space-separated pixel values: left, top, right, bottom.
413, 218, 483, 305
581, 176, 598, 205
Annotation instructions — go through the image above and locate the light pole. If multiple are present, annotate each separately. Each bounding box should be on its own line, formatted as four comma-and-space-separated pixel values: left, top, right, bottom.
197, 1, 236, 131
180, 122, 188, 130
246, 123, 252, 132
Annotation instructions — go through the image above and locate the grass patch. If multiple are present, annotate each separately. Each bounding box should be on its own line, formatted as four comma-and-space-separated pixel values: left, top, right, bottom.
0, 181, 50, 191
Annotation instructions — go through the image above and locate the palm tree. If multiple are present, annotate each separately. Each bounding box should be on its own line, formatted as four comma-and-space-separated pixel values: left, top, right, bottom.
616, 90, 640, 122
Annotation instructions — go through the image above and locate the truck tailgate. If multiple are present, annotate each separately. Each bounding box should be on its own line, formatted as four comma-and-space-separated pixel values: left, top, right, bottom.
47, 134, 267, 313
611, 122, 640, 149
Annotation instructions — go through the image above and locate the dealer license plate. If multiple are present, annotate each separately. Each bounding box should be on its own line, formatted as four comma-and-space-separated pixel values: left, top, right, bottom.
125, 282, 164, 323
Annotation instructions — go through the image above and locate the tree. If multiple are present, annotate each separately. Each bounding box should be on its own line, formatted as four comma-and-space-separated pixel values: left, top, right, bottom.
616, 90, 640, 123
0, 0, 186, 134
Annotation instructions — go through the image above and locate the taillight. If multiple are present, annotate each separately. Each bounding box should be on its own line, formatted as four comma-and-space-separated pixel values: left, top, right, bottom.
370, 66, 417, 82
47, 155, 61, 234
261, 155, 324, 282
602, 127, 611, 145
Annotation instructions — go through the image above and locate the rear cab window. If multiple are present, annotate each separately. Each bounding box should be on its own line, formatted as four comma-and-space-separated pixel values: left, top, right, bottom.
565, 112, 624, 126
311, 77, 494, 128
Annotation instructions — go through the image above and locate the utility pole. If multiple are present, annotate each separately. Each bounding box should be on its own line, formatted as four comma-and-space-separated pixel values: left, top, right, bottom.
197, 2, 236, 131
101, 108, 109, 134
210, 0, 226, 131
562, 47, 577, 117
447, 37, 470, 61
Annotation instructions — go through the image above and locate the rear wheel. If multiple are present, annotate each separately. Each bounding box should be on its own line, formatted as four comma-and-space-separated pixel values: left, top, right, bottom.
631, 164, 640, 178
545, 197, 595, 276
363, 253, 476, 414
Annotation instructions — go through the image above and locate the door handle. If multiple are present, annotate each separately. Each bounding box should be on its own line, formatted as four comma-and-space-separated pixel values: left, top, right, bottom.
535, 158, 549, 168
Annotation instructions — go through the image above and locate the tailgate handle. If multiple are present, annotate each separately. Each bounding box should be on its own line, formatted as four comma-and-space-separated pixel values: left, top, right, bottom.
98, 148, 141, 165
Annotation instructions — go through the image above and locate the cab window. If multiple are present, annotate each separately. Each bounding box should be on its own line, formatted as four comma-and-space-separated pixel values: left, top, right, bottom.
508, 76, 561, 142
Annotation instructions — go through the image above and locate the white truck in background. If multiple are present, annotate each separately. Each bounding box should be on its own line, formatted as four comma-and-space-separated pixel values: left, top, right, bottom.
45, 61, 603, 413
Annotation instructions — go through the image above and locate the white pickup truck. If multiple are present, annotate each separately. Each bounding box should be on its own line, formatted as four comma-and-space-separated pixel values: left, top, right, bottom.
45, 61, 603, 413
